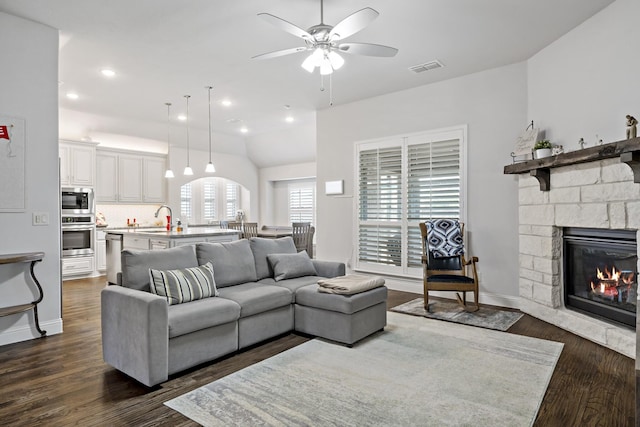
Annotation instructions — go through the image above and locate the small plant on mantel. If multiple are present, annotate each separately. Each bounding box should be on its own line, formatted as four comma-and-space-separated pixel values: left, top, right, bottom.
534, 140, 552, 150
533, 139, 553, 159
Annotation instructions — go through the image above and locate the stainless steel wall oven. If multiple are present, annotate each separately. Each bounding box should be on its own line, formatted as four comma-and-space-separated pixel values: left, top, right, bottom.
61, 215, 95, 257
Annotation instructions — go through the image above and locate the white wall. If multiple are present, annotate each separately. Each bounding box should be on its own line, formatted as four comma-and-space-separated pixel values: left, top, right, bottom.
0, 12, 61, 345
316, 63, 527, 303
259, 162, 316, 226
528, 0, 640, 147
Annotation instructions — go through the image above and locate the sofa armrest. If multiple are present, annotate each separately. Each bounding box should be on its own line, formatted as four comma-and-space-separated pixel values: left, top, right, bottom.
312, 260, 345, 278
101, 285, 169, 387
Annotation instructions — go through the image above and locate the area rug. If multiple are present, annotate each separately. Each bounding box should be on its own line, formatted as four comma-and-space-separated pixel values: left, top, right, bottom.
165, 312, 562, 427
391, 297, 524, 331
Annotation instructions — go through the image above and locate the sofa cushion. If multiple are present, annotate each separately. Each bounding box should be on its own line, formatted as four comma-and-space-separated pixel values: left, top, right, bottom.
168, 297, 241, 338
249, 237, 297, 280
218, 282, 292, 317
121, 245, 199, 292
196, 240, 257, 288
149, 262, 218, 305
295, 284, 388, 314
271, 275, 324, 301
267, 251, 317, 281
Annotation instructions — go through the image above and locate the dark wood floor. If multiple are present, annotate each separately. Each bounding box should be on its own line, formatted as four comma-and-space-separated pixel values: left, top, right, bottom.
0, 276, 634, 426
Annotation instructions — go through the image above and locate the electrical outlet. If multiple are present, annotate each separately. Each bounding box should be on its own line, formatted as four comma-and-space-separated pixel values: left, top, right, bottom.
32, 212, 49, 226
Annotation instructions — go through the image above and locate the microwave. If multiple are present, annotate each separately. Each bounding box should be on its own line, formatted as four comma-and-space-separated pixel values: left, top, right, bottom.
61, 187, 94, 214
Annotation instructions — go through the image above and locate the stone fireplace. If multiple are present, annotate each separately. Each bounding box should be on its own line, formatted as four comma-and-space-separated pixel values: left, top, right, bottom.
507, 141, 640, 358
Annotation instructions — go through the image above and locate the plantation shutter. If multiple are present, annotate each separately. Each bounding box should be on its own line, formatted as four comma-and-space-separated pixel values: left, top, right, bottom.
356, 128, 464, 276
406, 139, 460, 267
358, 146, 403, 267
289, 184, 315, 223
180, 183, 192, 220
225, 183, 238, 219
203, 181, 216, 220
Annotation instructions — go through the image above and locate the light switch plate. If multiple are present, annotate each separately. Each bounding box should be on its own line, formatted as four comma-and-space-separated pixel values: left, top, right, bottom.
32, 212, 49, 226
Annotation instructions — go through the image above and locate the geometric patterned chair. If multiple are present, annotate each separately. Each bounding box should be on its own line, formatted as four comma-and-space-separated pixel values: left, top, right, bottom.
419, 219, 479, 312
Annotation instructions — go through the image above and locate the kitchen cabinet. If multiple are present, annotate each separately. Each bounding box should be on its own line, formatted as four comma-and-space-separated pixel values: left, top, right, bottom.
150, 239, 169, 250
96, 229, 107, 271
96, 148, 166, 204
123, 235, 150, 250
62, 255, 95, 277
118, 155, 143, 202
60, 141, 96, 187
143, 157, 166, 203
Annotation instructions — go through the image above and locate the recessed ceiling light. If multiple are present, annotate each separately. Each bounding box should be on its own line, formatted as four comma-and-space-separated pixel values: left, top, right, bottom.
101, 69, 116, 78
66, 92, 79, 100
240, 127, 248, 133
285, 116, 294, 123
221, 99, 232, 107
177, 114, 187, 121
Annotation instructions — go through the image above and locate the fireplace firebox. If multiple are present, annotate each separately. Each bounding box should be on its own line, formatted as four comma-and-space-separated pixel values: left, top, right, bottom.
563, 227, 637, 329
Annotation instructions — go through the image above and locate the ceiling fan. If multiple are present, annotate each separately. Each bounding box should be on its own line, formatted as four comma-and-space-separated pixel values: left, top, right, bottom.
252, 0, 398, 75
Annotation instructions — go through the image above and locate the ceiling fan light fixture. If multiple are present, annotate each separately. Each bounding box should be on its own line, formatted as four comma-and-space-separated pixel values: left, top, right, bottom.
320, 60, 333, 75
301, 55, 316, 73
328, 51, 344, 70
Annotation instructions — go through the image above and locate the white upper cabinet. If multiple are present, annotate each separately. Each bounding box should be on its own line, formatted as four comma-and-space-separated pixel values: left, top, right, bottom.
60, 141, 96, 187
96, 148, 166, 204
143, 157, 166, 203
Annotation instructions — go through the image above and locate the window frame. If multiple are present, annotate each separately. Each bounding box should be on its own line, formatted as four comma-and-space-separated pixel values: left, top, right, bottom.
353, 125, 468, 278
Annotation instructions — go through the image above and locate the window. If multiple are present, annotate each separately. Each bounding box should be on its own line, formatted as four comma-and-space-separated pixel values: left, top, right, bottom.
180, 183, 192, 220
203, 181, 216, 220
289, 183, 315, 224
179, 178, 242, 224
225, 182, 238, 219
355, 126, 465, 277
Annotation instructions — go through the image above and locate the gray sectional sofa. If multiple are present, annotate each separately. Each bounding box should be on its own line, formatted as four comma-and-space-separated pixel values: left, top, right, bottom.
101, 237, 387, 386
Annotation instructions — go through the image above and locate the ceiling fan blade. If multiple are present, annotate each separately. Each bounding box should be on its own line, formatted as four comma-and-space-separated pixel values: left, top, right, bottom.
329, 7, 379, 41
337, 42, 398, 57
252, 46, 308, 60
257, 13, 313, 40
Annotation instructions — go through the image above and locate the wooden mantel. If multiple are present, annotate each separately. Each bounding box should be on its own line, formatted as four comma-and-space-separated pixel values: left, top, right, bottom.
504, 137, 640, 191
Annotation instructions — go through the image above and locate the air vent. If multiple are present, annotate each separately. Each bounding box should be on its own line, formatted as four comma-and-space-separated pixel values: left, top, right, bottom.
409, 60, 444, 73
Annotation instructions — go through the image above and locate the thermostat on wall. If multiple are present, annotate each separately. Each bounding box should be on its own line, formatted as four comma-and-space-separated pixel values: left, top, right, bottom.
325, 180, 344, 195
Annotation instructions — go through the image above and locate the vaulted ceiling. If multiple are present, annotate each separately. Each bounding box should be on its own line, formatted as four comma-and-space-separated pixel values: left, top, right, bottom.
0, 0, 614, 167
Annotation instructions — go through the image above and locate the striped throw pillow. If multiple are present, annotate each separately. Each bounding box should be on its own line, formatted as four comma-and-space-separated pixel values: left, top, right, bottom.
148, 262, 218, 305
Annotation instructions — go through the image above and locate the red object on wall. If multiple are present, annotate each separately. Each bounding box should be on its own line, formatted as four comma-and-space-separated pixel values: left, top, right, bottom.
166, 216, 171, 231
0, 125, 9, 140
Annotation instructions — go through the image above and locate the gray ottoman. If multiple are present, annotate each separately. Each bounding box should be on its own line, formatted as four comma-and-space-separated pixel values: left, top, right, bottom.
294, 284, 388, 346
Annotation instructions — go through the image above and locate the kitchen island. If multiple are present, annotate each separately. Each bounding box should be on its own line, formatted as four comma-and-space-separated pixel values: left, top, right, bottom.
105, 227, 240, 284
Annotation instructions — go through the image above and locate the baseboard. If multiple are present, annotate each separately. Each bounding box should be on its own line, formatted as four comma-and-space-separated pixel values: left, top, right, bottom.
0, 318, 63, 346
380, 276, 521, 310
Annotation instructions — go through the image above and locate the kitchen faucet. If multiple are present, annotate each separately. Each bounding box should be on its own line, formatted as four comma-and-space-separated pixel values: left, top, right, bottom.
154, 205, 173, 231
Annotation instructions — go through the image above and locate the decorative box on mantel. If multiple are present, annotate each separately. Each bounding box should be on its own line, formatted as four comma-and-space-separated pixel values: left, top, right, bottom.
504, 137, 640, 191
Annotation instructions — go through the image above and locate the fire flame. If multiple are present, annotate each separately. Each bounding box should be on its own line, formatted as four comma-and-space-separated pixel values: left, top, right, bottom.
596, 266, 620, 281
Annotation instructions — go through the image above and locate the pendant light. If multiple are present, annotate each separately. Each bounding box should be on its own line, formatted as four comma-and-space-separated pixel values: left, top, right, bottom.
164, 102, 175, 178
183, 94, 193, 176
205, 85, 216, 173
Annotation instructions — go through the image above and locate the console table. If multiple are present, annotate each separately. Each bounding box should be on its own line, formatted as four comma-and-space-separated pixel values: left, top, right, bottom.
0, 252, 47, 337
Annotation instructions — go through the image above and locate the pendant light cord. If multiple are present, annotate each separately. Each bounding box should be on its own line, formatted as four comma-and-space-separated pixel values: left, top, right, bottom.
207, 86, 213, 163
185, 95, 190, 166
165, 102, 171, 167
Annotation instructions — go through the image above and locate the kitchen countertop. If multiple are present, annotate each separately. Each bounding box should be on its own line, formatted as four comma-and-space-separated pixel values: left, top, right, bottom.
105, 227, 239, 239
